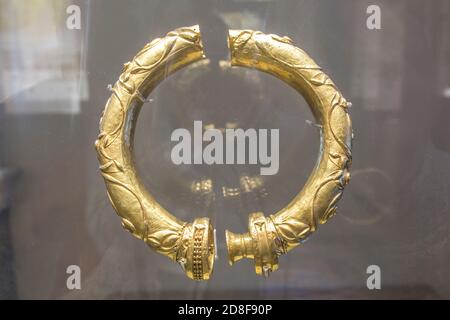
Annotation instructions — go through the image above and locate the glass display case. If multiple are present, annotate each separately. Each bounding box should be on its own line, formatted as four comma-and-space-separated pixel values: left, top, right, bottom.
0, 0, 449, 299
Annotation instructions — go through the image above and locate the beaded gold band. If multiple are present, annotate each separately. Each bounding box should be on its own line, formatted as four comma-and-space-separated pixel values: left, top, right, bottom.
95, 25, 352, 280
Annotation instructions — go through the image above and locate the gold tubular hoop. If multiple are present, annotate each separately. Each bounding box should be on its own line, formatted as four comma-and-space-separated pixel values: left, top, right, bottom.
95, 26, 214, 280
95, 26, 352, 280
225, 29, 352, 277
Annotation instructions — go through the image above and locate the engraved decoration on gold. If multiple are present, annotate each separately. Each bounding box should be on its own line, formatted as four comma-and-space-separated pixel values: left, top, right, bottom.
95, 26, 352, 280
95, 26, 214, 280
225, 30, 352, 277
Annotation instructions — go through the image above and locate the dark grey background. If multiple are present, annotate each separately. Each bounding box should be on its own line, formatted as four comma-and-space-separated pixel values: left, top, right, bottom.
0, 0, 449, 299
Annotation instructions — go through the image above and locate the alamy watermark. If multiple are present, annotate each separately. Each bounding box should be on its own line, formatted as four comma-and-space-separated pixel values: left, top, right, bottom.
66, 265, 81, 290
366, 5, 381, 30
366, 264, 381, 290
65, 4, 381, 31
66, 5, 81, 30
171, 121, 279, 175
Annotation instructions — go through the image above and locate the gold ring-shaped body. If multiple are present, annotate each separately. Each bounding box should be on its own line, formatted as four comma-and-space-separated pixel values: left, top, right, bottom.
95, 26, 214, 280
95, 25, 352, 280
225, 30, 352, 277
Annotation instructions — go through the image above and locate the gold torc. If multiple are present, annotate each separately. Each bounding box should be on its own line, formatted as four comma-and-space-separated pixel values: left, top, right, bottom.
95, 25, 353, 280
